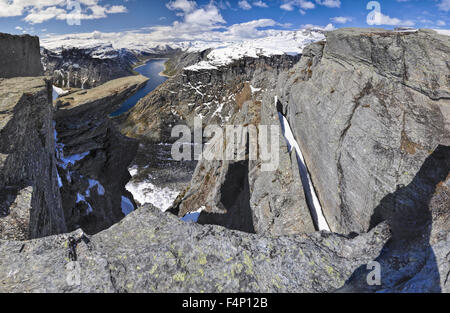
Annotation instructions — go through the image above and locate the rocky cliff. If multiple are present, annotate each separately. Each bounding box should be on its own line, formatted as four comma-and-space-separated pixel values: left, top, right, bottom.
277, 28, 449, 235
172, 28, 449, 291
0, 33, 43, 78
41, 47, 138, 89
120, 53, 300, 143
0, 77, 66, 240
0, 29, 448, 293
54, 75, 148, 234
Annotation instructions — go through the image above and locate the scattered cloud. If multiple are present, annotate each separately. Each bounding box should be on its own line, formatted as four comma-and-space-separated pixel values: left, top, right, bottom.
238, 0, 252, 10
438, 0, 450, 11
253, 1, 268, 8
367, 11, 415, 27
330, 16, 352, 24
0, 0, 128, 24
280, 0, 315, 11
166, 0, 196, 13
315, 0, 341, 8
280, 0, 342, 11
301, 23, 335, 31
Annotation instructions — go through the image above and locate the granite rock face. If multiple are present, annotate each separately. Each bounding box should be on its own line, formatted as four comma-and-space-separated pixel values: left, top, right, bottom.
339, 146, 449, 292
277, 28, 449, 235
0, 205, 390, 293
0, 33, 43, 78
0, 29, 448, 293
0, 77, 66, 240
172, 89, 316, 236
169, 29, 449, 291
54, 75, 148, 234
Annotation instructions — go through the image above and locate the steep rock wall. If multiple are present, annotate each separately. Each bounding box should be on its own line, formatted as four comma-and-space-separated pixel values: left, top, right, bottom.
277, 28, 449, 234
41, 47, 138, 89
0, 33, 43, 78
0, 77, 66, 240
54, 75, 147, 234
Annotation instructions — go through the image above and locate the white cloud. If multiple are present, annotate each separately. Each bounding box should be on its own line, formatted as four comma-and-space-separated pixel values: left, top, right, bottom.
437, 20, 446, 26
330, 16, 352, 24
0, 0, 128, 24
225, 19, 279, 39
280, 0, 315, 11
438, 0, 450, 11
253, 1, 268, 8
166, 0, 196, 13
238, 0, 252, 10
24, 6, 67, 24
281, 0, 342, 11
367, 11, 415, 27
315, 0, 341, 8
301, 23, 335, 31
280, 2, 294, 11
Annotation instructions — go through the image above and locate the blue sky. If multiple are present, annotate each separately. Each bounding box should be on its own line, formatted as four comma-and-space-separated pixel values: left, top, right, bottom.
0, 0, 448, 37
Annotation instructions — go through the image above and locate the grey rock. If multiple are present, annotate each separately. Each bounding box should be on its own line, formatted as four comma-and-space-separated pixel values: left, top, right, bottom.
173, 89, 315, 236
0, 205, 390, 293
54, 75, 148, 234
278, 29, 449, 234
0, 33, 43, 78
0, 77, 66, 239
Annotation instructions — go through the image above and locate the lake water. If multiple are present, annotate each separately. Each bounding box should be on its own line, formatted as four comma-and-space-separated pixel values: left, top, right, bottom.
111, 58, 168, 116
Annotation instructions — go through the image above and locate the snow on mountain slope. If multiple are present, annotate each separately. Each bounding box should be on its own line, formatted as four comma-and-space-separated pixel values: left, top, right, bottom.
41, 29, 325, 62
184, 29, 325, 71
434, 29, 450, 36
41, 31, 212, 58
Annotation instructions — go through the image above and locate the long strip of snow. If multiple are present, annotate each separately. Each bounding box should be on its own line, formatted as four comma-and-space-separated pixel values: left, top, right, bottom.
277, 103, 330, 231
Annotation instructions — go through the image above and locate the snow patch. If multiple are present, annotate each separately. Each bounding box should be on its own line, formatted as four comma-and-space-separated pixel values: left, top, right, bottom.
184, 29, 325, 71
434, 29, 450, 36
250, 85, 261, 94
126, 166, 179, 212
76, 193, 93, 214
52, 85, 68, 101
277, 105, 330, 232
87, 179, 105, 196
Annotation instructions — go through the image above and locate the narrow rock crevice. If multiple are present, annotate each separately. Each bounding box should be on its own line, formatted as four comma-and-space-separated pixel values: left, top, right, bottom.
276, 97, 330, 232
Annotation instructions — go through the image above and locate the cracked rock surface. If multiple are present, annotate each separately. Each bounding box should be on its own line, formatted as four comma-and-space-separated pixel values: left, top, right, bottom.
0, 205, 389, 293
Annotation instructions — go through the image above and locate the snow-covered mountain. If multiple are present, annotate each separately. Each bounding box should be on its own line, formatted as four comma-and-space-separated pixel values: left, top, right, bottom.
41, 28, 326, 61
40, 28, 326, 88
184, 29, 325, 71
